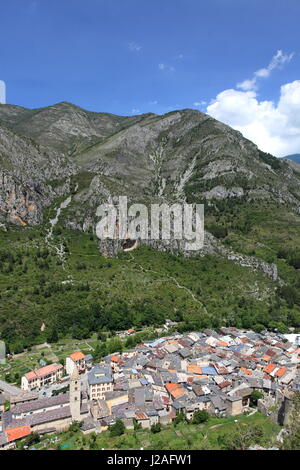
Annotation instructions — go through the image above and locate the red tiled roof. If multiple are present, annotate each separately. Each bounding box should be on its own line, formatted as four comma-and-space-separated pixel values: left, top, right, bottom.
264, 363, 276, 374
262, 355, 271, 362
219, 380, 231, 389
217, 340, 229, 347
266, 349, 277, 357
241, 367, 252, 376
110, 355, 120, 363
172, 388, 185, 399
165, 383, 179, 393
187, 365, 202, 375
69, 351, 85, 361
165, 383, 185, 399
5, 425, 31, 442
214, 363, 228, 374
25, 363, 62, 381
135, 412, 148, 420
275, 367, 287, 378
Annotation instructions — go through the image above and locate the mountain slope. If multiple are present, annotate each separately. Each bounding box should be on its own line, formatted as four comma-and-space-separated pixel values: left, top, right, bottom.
0, 122, 77, 225
1, 104, 299, 211
0, 102, 155, 156
0, 102, 299, 350
282, 154, 300, 164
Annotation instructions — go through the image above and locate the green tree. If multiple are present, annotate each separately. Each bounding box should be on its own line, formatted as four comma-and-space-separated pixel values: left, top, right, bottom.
192, 409, 210, 424
22, 432, 40, 448
93, 342, 108, 361
46, 328, 58, 343
151, 423, 161, 433
173, 410, 186, 426
219, 424, 265, 450
69, 421, 83, 433
109, 419, 125, 437
250, 390, 264, 406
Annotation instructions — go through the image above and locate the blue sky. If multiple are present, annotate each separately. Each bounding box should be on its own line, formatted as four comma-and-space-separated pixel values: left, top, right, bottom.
0, 0, 300, 155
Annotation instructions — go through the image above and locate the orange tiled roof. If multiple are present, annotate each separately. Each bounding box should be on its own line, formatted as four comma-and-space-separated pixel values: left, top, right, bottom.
275, 367, 287, 378
165, 383, 179, 393
165, 383, 185, 399
187, 365, 202, 375
111, 355, 120, 363
248, 356, 259, 363
262, 355, 271, 362
264, 363, 276, 374
241, 367, 252, 376
69, 351, 85, 362
172, 387, 185, 399
135, 412, 148, 420
5, 425, 31, 442
219, 380, 231, 389
25, 363, 62, 381
217, 340, 229, 347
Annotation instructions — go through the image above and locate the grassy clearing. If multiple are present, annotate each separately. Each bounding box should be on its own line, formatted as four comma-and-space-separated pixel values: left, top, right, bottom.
27, 412, 280, 451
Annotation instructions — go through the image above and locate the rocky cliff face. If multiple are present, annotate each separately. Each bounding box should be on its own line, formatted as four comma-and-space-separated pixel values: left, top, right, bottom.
0, 102, 299, 277
0, 121, 77, 225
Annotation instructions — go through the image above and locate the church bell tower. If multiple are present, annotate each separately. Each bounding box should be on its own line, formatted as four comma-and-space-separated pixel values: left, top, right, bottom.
70, 366, 81, 421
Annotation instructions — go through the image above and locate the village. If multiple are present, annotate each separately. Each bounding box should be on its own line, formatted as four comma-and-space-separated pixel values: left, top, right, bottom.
0, 325, 300, 450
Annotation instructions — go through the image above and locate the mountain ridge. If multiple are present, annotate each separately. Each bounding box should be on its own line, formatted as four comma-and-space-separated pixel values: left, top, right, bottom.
0, 101, 300, 238
282, 154, 300, 164
0, 102, 300, 349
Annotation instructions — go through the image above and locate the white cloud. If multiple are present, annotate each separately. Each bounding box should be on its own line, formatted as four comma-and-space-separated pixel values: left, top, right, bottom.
193, 100, 207, 107
0, 80, 6, 104
158, 63, 175, 72
207, 80, 300, 157
131, 108, 141, 115
257, 50, 294, 78
237, 50, 294, 92
236, 78, 257, 92
149, 100, 158, 105
128, 42, 142, 52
